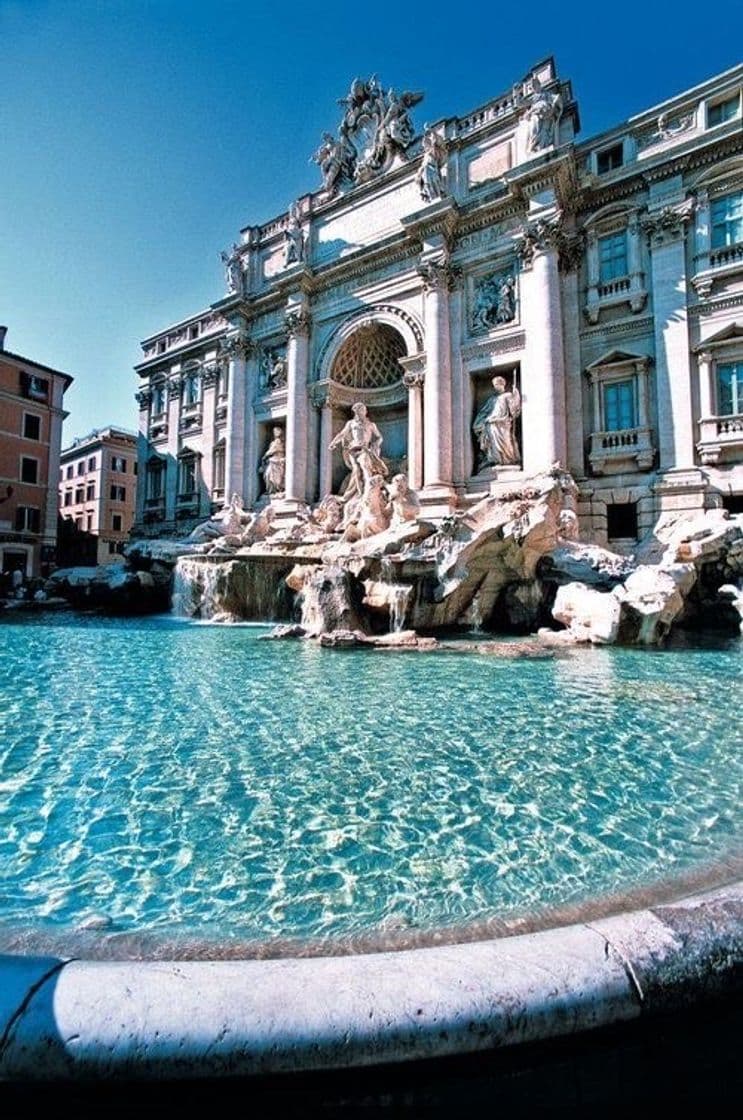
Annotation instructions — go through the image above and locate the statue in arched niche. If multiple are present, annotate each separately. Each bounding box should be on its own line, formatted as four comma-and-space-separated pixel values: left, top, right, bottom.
328, 401, 389, 502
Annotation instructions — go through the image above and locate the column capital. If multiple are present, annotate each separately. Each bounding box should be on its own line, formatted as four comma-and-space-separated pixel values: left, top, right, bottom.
417, 257, 461, 292
514, 215, 564, 266
219, 333, 255, 360
284, 307, 312, 338
201, 362, 220, 388
641, 197, 695, 246
309, 381, 340, 409
135, 388, 152, 409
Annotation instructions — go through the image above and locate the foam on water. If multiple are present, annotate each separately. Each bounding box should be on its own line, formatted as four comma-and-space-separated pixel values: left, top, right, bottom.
0, 613, 740, 948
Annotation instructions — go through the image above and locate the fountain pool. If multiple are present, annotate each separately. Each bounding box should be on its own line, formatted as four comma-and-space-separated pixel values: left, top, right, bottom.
1, 611, 740, 957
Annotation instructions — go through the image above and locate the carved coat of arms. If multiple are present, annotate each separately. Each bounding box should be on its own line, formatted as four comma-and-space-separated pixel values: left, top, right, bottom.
312, 77, 423, 196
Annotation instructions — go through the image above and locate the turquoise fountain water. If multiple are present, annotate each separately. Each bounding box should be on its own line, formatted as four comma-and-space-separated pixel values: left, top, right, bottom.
0, 613, 740, 953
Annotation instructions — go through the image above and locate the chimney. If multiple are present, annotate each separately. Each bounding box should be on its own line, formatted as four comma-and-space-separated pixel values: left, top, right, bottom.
0, 326, 6, 350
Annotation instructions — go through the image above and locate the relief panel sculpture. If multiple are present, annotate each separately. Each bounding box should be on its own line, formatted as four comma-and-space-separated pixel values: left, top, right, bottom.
470, 270, 518, 333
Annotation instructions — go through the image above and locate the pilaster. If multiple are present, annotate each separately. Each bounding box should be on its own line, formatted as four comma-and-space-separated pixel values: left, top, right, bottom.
642, 199, 696, 471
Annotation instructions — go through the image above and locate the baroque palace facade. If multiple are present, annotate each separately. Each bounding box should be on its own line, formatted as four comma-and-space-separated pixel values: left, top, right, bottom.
133, 58, 743, 546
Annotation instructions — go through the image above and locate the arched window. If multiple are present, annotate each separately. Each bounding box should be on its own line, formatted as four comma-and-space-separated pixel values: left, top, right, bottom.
330, 324, 406, 389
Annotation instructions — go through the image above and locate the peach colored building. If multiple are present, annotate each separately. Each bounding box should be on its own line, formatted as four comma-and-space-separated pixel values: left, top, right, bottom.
0, 326, 73, 578
59, 427, 137, 564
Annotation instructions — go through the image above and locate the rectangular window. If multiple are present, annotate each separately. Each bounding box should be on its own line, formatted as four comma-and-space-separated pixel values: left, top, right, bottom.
74, 486, 84, 504
707, 95, 739, 128
75, 516, 83, 529
77, 461, 85, 475
14, 506, 40, 533
112, 513, 123, 531
718, 362, 742, 415
23, 414, 41, 440
66, 465, 73, 480
213, 445, 226, 492
607, 502, 639, 541
152, 386, 166, 416
603, 380, 636, 431
178, 456, 197, 495
86, 482, 95, 500
711, 192, 743, 249
20, 457, 38, 484
110, 484, 126, 501
596, 143, 623, 174
86, 514, 93, 531
111, 455, 127, 472
598, 232, 628, 282
146, 464, 164, 501
88, 456, 96, 471
183, 374, 201, 406
64, 491, 72, 507
21, 373, 49, 401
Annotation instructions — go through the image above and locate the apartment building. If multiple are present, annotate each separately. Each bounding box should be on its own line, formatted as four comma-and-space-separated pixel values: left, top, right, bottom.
0, 326, 73, 577
59, 427, 137, 564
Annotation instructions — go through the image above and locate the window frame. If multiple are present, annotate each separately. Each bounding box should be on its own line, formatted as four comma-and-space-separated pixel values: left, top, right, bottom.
22, 412, 42, 441
20, 455, 39, 485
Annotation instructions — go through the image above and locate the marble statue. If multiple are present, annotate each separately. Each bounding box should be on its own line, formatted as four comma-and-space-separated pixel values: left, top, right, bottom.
261, 427, 286, 496
311, 494, 344, 534
525, 77, 562, 153
220, 244, 243, 295
341, 475, 391, 541
329, 401, 388, 501
188, 493, 247, 542
311, 132, 353, 196
416, 127, 447, 203
389, 474, 420, 526
473, 376, 522, 468
284, 201, 305, 267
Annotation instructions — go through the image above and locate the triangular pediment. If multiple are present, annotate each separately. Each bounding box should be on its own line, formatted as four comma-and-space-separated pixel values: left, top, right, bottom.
586, 348, 648, 369
694, 322, 743, 351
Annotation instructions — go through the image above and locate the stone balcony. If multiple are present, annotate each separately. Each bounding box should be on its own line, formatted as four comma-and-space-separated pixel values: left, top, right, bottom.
697, 413, 743, 464
691, 241, 743, 298
589, 426, 655, 474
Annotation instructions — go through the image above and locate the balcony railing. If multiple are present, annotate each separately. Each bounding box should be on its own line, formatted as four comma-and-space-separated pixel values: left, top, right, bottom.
597, 275, 631, 298
709, 241, 743, 269
697, 413, 743, 464
589, 426, 655, 474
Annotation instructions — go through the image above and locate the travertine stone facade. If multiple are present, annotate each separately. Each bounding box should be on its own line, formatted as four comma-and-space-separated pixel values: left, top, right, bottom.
59, 427, 138, 564
134, 59, 743, 549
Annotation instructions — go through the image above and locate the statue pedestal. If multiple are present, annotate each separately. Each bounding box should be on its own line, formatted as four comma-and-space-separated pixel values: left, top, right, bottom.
418, 483, 457, 519
269, 497, 306, 528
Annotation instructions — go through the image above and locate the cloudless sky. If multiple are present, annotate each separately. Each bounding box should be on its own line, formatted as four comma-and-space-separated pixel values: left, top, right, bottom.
1, 0, 741, 442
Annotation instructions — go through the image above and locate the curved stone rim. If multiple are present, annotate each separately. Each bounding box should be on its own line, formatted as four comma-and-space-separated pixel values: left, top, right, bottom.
1, 881, 740, 1081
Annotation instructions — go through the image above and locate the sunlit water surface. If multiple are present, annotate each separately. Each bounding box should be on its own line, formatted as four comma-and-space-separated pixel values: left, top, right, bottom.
0, 613, 740, 948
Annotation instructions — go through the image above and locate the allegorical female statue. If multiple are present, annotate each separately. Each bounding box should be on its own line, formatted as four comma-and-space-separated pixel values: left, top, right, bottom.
261, 427, 286, 495
473, 376, 522, 468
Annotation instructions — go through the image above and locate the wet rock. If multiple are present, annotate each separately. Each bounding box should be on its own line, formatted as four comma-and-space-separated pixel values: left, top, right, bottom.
551, 582, 623, 644
263, 624, 307, 640
45, 565, 169, 614
540, 541, 635, 589
318, 629, 369, 648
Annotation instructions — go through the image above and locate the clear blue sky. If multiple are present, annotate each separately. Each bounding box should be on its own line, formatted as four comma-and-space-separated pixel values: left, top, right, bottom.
1, 0, 741, 443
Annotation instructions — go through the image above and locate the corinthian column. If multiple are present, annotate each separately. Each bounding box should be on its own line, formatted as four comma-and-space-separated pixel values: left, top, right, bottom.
311, 382, 337, 499
418, 257, 457, 512
400, 358, 425, 491
221, 331, 252, 501
284, 303, 311, 504
518, 218, 567, 473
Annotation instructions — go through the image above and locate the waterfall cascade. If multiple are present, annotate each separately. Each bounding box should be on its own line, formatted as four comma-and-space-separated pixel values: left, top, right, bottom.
172, 557, 221, 619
